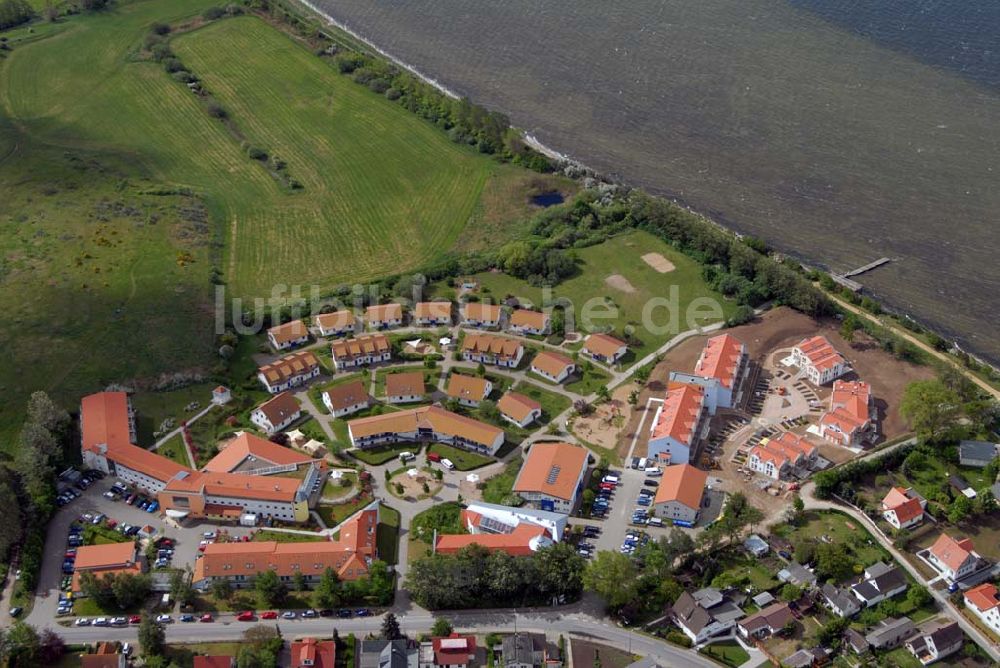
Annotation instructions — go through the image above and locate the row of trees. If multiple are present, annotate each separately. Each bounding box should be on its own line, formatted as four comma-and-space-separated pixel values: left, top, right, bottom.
405, 542, 584, 609
78, 571, 152, 612
0, 623, 65, 667
329, 51, 550, 171
0, 0, 33, 30
209, 561, 394, 609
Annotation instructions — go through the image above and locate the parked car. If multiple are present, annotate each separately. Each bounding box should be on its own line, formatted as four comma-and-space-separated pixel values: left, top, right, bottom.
93, 618, 110, 627
10, 607, 23, 618
319, 609, 334, 617
180, 614, 195, 623
301, 609, 318, 618
155, 614, 173, 624
336, 609, 352, 618
236, 611, 255, 622
355, 608, 371, 617
111, 617, 128, 626
200, 613, 214, 623
129, 615, 142, 625
74, 618, 91, 626
281, 611, 296, 619
643, 480, 658, 488
440, 458, 455, 470
260, 611, 278, 620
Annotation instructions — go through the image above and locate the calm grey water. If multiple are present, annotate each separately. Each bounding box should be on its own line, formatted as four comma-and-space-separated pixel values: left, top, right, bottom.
316, 0, 1000, 363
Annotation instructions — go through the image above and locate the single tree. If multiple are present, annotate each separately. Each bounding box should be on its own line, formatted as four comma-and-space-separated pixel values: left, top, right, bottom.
292, 570, 308, 592
254, 570, 287, 607
431, 617, 454, 637
138, 615, 166, 658
582, 551, 637, 608
211, 578, 233, 601
381, 612, 403, 640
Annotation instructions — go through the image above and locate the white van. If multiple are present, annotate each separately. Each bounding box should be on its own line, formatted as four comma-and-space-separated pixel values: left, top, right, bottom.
441, 458, 455, 470
647, 517, 664, 527
644, 467, 662, 477
398, 451, 415, 463
637, 457, 648, 470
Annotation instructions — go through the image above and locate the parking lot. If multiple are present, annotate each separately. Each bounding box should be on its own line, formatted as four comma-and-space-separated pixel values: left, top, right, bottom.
32, 475, 264, 625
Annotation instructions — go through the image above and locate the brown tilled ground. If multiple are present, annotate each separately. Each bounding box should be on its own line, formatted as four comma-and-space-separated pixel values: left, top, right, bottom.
571, 382, 635, 452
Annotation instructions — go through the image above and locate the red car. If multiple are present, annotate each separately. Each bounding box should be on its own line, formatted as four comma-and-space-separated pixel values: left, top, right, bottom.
236, 611, 255, 622
200, 613, 213, 623
260, 611, 278, 620
128, 615, 142, 625
106, 520, 117, 529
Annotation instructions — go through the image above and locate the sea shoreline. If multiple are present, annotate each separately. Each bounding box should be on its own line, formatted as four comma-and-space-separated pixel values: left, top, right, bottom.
291, 0, 998, 374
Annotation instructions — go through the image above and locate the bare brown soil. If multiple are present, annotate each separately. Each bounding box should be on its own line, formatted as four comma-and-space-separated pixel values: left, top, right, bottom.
641, 251, 676, 273
571, 383, 635, 452
604, 273, 636, 293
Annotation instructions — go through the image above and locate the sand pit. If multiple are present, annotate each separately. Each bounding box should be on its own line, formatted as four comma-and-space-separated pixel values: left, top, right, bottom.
641, 252, 675, 273
604, 274, 636, 293
570, 384, 636, 453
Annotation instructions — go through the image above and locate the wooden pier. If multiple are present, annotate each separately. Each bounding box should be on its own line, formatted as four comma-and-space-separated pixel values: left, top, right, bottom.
833, 257, 892, 292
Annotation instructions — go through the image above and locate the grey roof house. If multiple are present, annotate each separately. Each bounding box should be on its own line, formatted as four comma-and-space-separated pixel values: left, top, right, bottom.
359, 639, 419, 668
851, 562, 908, 608
865, 617, 916, 650
777, 562, 817, 588
959, 440, 999, 468
501, 634, 557, 668
905, 620, 964, 665
820, 583, 861, 618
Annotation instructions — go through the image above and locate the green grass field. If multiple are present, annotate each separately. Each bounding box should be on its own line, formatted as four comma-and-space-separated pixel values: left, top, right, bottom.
448, 230, 736, 361
511, 381, 572, 421
698, 641, 750, 668
427, 443, 493, 470
376, 505, 400, 565
0, 0, 555, 446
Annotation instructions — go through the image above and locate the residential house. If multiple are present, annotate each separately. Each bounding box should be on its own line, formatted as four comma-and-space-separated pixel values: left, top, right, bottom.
529, 351, 575, 384
865, 617, 916, 650
743, 534, 769, 557
668, 334, 747, 412
791, 336, 850, 385
414, 301, 453, 327
358, 639, 418, 668
347, 406, 505, 455
461, 302, 502, 329
777, 562, 817, 589
512, 442, 589, 513
652, 464, 708, 525
330, 334, 391, 370
434, 502, 566, 557
72, 542, 142, 593
257, 350, 321, 394
925, 533, 982, 583
212, 386, 232, 405
881, 487, 926, 530
818, 380, 875, 446
421, 634, 479, 668
647, 382, 707, 465
782, 648, 827, 668
904, 621, 963, 665
964, 583, 1000, 637
581, 333, 627, 364
509, 309, 549, 336
497, 392, 542, 428
322, 379, 370, 418
291, 638, 336, 668
671, 589, 746, 644
844, 628, 870, 655
82, 654, 127, 668
250, 392, 301, 435
745, 432, 816, 480
959, 440, 999, 468
367, 303, 404, 329
501, 633, 556, 668
267, 319, 309, 351
851, 562, 908, 608
193, 505, 377, 588
461, 333, 524, 368
446, 373, 492, 407
314, 310, 356, 337
821, 583, 861, 618
201, 432, 318, 475
737, 602, 794, 639
385, 371, 426, 404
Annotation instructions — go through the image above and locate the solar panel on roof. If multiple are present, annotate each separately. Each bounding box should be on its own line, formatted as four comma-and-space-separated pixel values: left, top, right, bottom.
545, 465, 561, 484
478, 516, 515, 535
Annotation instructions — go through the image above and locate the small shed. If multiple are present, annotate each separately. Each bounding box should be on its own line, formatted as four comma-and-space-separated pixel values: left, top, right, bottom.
959, 440, 999, 468
744, 534, 769, 557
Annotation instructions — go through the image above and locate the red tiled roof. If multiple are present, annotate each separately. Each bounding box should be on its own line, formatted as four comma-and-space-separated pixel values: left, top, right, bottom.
348, 405, 502, 448
194, 658, 234, 668
531, 351, 574, 377
414, 302, 452, 320
694, 334, 744, 389
435, 522, 548, 557
385, 371, 426, 397
446, 373, 490, 401
795, 336, 847, 373
462, 302, 501, 322
889, 497, 924, 524
432, 634, 477, 666
202, 432, 314, 473
258, 351, 319, 386
163, 470, 303, 503
74, 542, 137, 570
497, 392, 541, 423
513, 442, 588, 501
268, 320, 309, 345
510, 309, 548, 330
81, 391, 133, 452
583, 333, 626, 358
651, 382, 705, 445
965, 583, 1000, 613
461, 333, 522, 360
322, 380, 369, 412
654, 464, 708, 508
314, 310, 355, 331
929, 533, 976, 572
291, 638, 335, 668
366, 303, 402, 322
331, 334, 390, 361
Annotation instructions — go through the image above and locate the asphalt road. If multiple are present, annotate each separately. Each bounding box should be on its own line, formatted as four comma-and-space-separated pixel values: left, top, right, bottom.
54, 604, 717, 667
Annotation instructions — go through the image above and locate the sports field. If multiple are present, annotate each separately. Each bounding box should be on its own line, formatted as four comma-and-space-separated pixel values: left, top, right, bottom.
0, 0, 560, 444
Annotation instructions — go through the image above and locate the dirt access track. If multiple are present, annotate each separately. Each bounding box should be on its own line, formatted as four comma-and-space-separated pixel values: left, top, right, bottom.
614, 306, 935, 458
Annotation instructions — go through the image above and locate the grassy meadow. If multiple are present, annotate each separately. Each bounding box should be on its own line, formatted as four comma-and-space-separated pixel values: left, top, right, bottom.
0, 0, 556, 445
